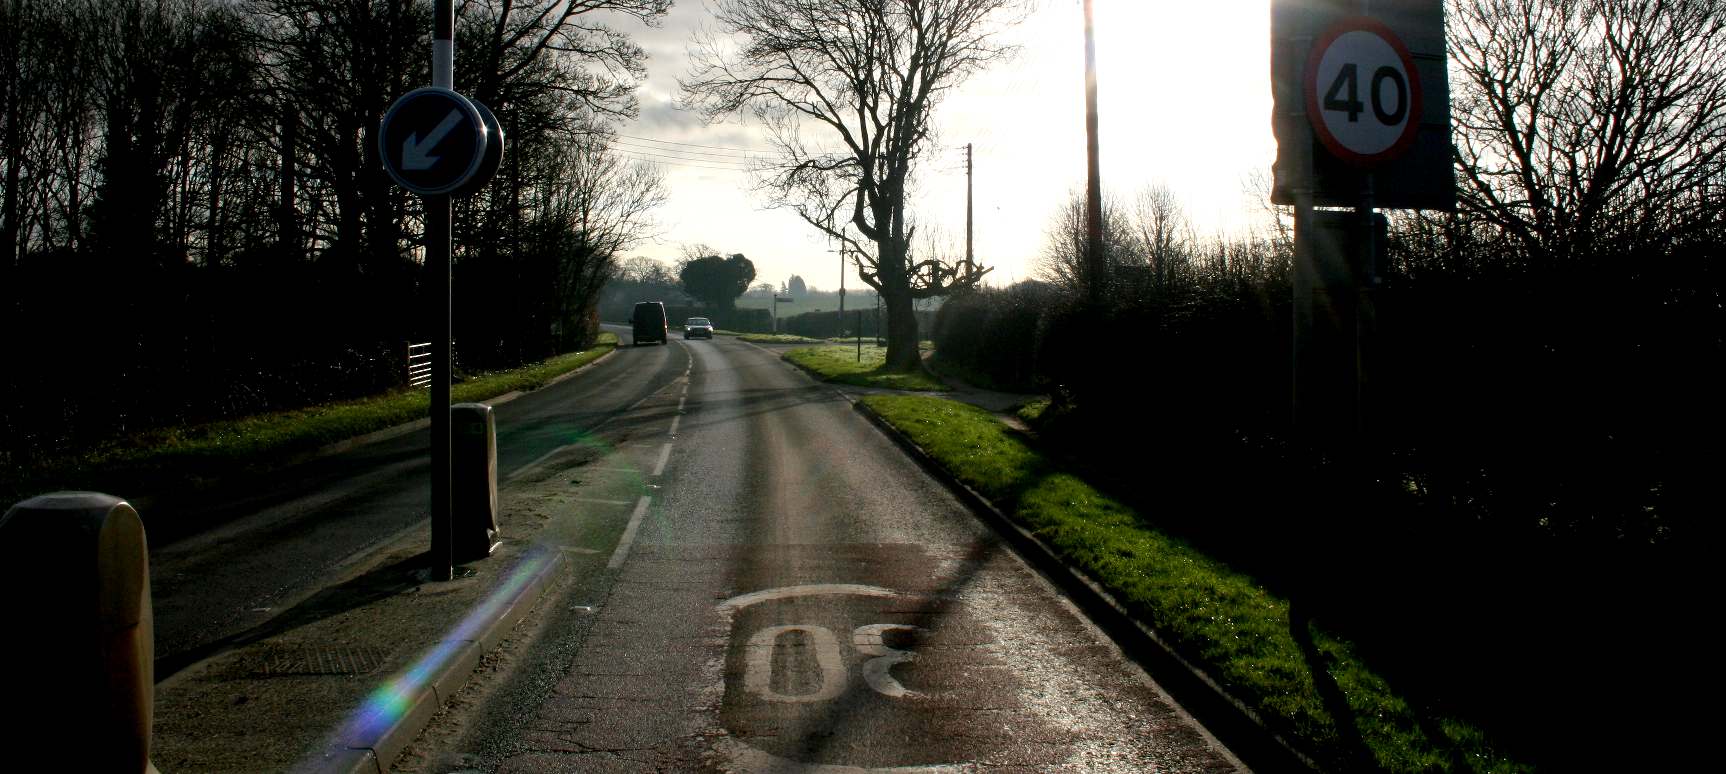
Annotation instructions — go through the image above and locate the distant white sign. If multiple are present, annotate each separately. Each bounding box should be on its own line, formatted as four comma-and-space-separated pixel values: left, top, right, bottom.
1304, 17, 1422, 166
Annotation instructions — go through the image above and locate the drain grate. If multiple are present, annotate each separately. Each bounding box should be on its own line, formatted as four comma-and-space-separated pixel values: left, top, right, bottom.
243, 646, 389, 676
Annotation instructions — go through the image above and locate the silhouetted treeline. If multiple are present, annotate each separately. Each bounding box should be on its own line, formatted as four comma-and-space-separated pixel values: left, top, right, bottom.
0, 0, 669, 464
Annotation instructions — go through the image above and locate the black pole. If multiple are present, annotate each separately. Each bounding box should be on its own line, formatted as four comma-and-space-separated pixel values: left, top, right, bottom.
429, 193, 452, 582
428, 0, 455, 582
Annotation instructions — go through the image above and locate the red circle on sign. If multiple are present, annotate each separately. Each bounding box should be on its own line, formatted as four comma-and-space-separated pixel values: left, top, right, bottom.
1303, 16, 1423, 167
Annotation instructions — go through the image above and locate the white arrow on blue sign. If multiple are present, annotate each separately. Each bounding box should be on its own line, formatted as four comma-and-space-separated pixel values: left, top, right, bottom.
379, 87, 488, 195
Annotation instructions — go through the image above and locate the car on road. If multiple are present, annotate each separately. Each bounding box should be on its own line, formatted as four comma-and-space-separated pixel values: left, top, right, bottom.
632, 301, 668, 346
684, 317, 714, 339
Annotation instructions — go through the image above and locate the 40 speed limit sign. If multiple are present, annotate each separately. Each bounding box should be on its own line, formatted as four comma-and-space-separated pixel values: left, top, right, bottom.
1304, 17, 1422, 166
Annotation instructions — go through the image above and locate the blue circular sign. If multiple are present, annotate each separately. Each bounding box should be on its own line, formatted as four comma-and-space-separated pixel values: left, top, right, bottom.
379, 87, 488, 195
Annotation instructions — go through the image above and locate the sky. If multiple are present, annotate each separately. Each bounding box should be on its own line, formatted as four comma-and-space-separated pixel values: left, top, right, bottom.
610, 1, 1278, 292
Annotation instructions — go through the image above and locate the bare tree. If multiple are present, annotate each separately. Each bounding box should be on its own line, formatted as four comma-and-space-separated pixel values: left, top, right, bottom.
1132, 183, 1193, 291
681, 0, 1022, 371
1036, 188, 1137, 295
678, 241, 720, 265
1450, 0, 1726, 264
539, 137, 667, 343
620, 255, 677, 285
461, 0, 670, 116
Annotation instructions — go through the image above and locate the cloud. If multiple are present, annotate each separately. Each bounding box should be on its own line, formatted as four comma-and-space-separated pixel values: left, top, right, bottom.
635, 96, 704, 133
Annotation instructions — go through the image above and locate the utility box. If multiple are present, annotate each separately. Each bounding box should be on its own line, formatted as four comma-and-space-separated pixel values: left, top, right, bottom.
0, 492, 155, 773
451, 402, 501, 562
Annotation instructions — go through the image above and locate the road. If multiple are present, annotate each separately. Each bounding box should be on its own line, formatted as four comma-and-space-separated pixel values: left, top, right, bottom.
392, 331, 1243, 772
147, 324, 685, 677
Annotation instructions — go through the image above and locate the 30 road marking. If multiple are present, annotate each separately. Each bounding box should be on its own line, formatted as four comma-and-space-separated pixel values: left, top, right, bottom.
744, 625, 848, 703
607, 496, 652, 569
718, 584, 898, 610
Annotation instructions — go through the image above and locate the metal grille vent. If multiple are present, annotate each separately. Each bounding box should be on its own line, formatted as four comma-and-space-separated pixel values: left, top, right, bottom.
244, 646, 389, 676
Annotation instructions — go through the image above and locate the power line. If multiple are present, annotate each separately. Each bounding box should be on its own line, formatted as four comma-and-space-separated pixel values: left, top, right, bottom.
614, 147, 754, 167
618, 153, 752, 172
612, 133, 772, 154
610, 139, 761, 162
603, 131, 855, 157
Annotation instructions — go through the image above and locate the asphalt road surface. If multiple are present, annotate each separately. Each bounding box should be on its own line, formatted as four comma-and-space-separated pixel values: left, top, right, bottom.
148, 324, 686, 678
393, 331, 1244, 772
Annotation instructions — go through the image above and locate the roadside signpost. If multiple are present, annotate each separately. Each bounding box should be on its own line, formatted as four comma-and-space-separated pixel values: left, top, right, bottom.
380, 0, 501, 582
1270, 0, 1451, 448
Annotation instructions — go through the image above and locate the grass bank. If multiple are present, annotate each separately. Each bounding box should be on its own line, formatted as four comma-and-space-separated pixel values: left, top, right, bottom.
784, 345, 946, 392
735, 332, 827, 344
3, 334, 618, 505
859, 393, 1527, 773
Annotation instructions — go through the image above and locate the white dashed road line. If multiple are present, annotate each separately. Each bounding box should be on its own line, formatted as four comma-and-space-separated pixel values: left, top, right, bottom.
607, 495, 652, 569
652, 442, 673, 477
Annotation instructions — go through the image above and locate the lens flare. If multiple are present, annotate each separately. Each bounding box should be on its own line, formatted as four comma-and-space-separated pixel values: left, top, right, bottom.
330, 543, 558, 751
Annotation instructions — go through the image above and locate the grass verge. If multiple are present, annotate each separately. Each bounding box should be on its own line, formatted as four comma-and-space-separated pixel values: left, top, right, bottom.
784, 345, 947, 392
859, 393, 1528, 773
4, 333, 619, 504
736, 332, 827, 344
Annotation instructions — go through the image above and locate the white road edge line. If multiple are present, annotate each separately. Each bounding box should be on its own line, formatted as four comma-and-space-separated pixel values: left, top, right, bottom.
608, 495, 652, 569
669, 414, 682, 436
573, 497, 634, 506
652, 442, 673, 476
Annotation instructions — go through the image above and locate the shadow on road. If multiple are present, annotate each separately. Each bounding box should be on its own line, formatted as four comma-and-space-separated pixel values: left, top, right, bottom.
155, 549, 432, 682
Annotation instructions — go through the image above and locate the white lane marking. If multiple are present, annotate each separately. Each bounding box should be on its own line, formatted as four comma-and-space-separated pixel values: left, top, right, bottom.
718, 583, 899, 610
668, 413, 681, 436
505, 445, 571, 482
678, 395, 687, 412
587, 466, 640, 474
652, 442, 673, 476
711, 737, 971, 774
744, 625, 848, 703
573, 498, 633, 506
607, 496, 652, 569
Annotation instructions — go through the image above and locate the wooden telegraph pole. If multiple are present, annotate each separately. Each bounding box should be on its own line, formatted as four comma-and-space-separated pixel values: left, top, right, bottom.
1081, 0, 1105, 304
965, 143, 974, 273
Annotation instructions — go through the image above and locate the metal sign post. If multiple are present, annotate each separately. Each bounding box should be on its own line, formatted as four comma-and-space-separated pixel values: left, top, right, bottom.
428, 1, 456, 582
379, 0, 501, 581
